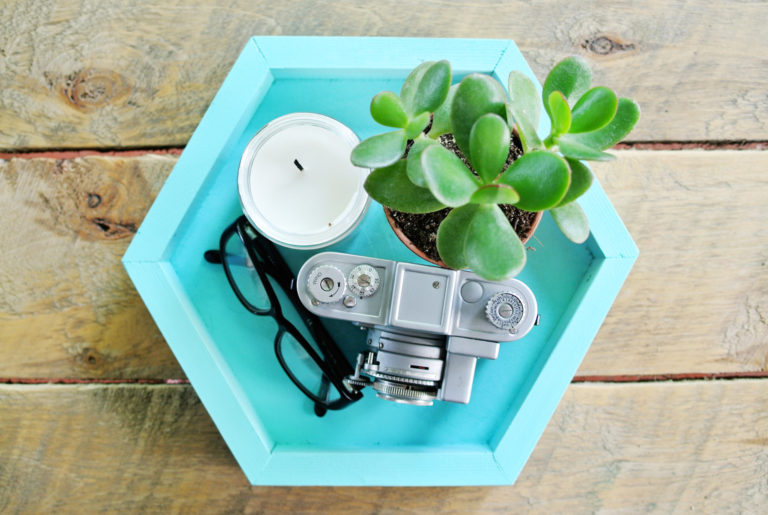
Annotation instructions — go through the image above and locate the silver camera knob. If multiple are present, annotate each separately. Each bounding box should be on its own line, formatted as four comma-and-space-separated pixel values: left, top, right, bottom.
485, 291, 525, 330
347, 264, 380, 298
307, 265, 346, 303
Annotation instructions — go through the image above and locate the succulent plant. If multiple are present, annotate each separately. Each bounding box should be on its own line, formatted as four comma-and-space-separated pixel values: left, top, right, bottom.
351, 57, 639, 280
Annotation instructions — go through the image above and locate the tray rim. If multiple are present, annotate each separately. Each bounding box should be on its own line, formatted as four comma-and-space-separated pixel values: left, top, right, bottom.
123, 36, 638, 486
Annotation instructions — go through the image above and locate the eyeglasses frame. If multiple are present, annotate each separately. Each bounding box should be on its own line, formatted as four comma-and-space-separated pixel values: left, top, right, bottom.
210, 215, 362, 416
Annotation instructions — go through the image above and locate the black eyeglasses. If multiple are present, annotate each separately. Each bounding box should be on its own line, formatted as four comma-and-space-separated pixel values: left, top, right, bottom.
205, 216, 362, 416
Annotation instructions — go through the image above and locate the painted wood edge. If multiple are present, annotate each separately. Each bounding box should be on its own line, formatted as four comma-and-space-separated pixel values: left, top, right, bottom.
252, 36, 510, 75
126, 264, 507, 485
118, 37, 637, 485
492, 40, 553, 138
256, 445, 507, 486
580, 172, 639, 260
490, 254, 635, 480
123, 260, 273, 482
123, 39, 273, 264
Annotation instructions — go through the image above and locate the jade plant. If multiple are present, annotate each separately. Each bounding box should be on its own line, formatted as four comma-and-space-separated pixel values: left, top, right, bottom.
351, 58, 639, 280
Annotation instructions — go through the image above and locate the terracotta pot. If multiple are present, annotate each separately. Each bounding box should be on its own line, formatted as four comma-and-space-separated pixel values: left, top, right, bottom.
383, 206, 543, 268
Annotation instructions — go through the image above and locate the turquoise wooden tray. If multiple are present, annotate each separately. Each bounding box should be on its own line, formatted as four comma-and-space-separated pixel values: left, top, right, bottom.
123, 36, 637, 486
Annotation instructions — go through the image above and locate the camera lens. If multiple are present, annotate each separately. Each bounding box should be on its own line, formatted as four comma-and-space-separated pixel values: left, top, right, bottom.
360, 330, 445, 406
372, 378, 437, 406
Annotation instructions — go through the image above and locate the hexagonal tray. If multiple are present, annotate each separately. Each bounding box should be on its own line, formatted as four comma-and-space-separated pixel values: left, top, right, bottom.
123, 37, 637, 486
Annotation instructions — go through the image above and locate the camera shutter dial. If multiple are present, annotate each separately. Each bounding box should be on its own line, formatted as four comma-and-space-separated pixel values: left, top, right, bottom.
485, 292, 525, 330
307, 265, 346, 303
347, 264, 380, 298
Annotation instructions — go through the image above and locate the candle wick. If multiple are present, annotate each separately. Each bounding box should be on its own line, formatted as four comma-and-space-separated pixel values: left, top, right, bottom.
293, 159, 304, 171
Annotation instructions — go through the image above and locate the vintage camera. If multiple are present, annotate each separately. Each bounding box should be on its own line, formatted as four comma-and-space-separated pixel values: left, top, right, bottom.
297, 252, 538, 406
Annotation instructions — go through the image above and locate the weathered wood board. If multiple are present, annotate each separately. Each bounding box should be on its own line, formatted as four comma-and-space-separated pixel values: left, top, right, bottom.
1, 0, 767, 150
1, 381, 765, 512
2, 150, 765, 379
1, 0, 765, 508
0, 154, 183, 379
585, 150, 768, 375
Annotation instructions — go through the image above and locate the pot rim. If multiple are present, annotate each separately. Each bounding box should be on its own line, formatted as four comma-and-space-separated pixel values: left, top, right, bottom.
383, 206, 543, 268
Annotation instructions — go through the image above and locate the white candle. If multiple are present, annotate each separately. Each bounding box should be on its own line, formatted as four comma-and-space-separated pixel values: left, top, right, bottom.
238, 113, 370, 249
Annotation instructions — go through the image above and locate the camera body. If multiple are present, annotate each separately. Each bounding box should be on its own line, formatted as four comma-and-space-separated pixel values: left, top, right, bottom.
297, 252, 538, 405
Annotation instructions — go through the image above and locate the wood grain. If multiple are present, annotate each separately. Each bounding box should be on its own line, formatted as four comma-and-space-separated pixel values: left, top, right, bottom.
0, 154, 183, 379
0, 381, 765, 511
581, 150, 768, 375
1, 0, 767, 150
1, 150, 766, 379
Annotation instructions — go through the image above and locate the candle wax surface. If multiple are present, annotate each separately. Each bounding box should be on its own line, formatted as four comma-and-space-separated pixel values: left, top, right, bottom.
248, 124, 363, 235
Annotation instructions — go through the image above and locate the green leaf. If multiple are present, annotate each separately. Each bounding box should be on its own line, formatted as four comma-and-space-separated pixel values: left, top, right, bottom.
470, 184, 520, 205
470, 113, 511, 183
410, 60, 452, 115
497, 150, 570, 211
405, 137, 438, 188
370, 91, 409, 128
570, 87, 618, 133
364, 160, 445, 214
551, 201, 590, 244
451, 74, 508, 158
505, 102, 543, 153
400, 61, 433, 115
548, 91, 572, 135
428, 83, 458, 138
543, 56, 592, 117
507, 71, 541, 130
350, 130, 407, 168
404, 112, 430, 140
421, 145, 481, 207
436, 204, 479, 269
558, 158, 593, 206
563, 97, 640, 150
556, 135, 615, 161
465, 204, 526, 280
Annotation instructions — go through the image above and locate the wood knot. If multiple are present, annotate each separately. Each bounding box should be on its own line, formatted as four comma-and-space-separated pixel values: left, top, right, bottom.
89, 217, 137, 239
78, 347, 103, 367
58, 68, 130, 110
87, 192, 102, 208
583, 35, 636, 55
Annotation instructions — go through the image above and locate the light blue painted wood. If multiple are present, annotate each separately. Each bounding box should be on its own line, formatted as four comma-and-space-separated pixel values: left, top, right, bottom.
123, 39, 273, 263
253, 36, 509, 76
123, 36, 637, 486
123, 261, 273, 482
490, 255, 636, 477
580, 175, 640, 259
259, 445, 509, 486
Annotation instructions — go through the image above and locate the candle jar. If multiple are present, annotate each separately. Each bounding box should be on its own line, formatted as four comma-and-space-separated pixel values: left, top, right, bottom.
238, 113, 370, 249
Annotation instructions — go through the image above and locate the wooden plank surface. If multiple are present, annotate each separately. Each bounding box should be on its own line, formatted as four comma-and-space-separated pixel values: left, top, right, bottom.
583, 150, 768, 375
1, 381, 765, 512
1, 0, 767, 150
1, 1, 765, 509
2, 150, 765, 379
0, 154, 183, 379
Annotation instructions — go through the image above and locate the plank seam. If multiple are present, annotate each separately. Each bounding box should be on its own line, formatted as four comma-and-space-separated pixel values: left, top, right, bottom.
614, 140, 768, 150
2, 372, 767, 386
0, 147, 184, 159
572, 371, 768, 382
1, 140, 768, 158
0, 378, 190, 385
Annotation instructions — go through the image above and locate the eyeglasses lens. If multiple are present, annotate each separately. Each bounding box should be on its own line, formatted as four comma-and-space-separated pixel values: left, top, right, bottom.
224, 233, 271, 311
280, 330, 339, 404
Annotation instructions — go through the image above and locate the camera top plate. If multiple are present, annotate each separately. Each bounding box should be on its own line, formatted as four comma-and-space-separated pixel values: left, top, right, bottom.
297, 252, 537, 342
